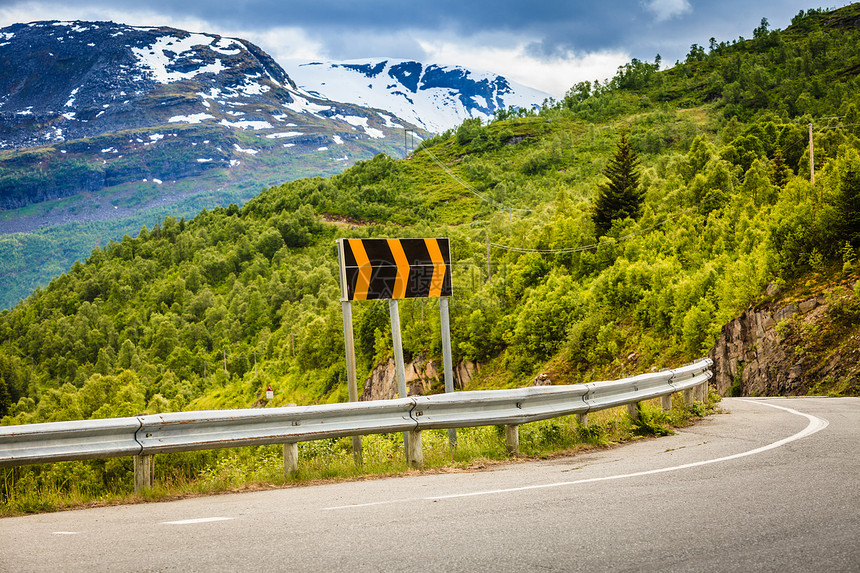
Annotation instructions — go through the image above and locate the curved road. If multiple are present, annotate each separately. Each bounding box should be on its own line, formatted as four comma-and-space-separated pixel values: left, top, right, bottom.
1, 397, 857, 572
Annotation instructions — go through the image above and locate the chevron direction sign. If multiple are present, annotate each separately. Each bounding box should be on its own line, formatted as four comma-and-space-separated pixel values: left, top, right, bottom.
337, 238, 453, 301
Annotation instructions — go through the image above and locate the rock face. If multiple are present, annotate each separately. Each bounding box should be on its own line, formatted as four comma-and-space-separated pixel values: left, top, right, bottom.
532, 372, 553, 386
359, 356, 477, 401
709, 285, 859, 397
709, 302, 806, 396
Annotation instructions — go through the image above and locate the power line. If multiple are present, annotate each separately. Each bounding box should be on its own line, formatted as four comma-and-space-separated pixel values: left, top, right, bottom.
488, 207, 695, 254
421, 147, 531, 214
488, 192, 725, 255
422, 115, 854, 256
816, 122, 860, 130
420, 138, 724, 255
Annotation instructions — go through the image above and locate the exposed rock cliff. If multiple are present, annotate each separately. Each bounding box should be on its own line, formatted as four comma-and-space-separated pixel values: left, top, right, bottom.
359, 356, 477, 401
709, 278, 860, 397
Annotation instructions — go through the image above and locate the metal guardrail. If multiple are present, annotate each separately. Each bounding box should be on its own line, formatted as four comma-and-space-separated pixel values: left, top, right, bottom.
0, 417, 142, 466
0, 358, 712, 468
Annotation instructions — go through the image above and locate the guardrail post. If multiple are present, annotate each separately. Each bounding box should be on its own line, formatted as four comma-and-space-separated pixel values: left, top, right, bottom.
661, 394, 672, 411
407, 429, 423, 469
575, 413, 588, 426
697, 382, 708, 403
505, 425, 519, 456
627, 402, 640, 421
133, 454, 153, 493
683, 387, 694, 406
283, 442, 299, 478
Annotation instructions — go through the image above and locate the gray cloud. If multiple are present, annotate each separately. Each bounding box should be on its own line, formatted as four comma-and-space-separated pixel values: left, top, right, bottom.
0, 0, 816, 57
0, 0, 823, 94
641, 0, 692, 23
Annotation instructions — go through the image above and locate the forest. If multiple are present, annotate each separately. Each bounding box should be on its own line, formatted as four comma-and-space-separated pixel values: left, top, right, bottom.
1, 5, 859, 505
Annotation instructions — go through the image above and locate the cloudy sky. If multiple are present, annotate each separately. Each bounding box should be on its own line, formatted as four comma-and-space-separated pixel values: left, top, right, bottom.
0, 0, 848, 97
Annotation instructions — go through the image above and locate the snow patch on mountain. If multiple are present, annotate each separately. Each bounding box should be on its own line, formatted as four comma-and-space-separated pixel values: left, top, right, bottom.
0, 21, 422, 151
284, 58, 551, 133
130, 33, 228, 83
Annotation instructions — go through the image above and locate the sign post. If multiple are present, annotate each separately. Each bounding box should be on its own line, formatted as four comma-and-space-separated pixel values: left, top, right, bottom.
340, 299, 363, 465
337, 238, 455, 465
388, 298, 411, 460
439, 296, 456, 449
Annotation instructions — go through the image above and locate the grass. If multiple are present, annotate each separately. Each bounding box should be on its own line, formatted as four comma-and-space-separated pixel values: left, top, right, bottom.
0, 393, 719, 517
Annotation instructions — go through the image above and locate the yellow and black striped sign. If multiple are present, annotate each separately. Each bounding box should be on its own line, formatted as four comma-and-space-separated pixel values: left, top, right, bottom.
337, 238, 452, 301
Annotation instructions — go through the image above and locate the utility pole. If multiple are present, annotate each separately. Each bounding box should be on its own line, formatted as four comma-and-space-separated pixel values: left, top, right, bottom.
486, 230, 492, 283
403, 128, 415, 157
809, 123, 815, 187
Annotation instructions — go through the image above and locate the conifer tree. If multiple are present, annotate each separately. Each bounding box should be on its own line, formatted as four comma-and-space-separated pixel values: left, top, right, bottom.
771, 147, 791, 188
0, 376, 10, 418
593, 131, 643, 236
834, 149, 860, 247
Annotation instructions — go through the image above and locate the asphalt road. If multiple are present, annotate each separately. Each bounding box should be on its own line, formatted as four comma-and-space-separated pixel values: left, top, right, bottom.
1, 397, 857, 572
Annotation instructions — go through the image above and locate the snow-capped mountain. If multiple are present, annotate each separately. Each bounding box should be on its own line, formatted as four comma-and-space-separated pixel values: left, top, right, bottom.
0, 21, 420, 210
284, 59, 551, 133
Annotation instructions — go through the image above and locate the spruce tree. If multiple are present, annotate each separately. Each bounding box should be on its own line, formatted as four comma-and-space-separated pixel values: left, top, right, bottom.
593, 131, 643, 236
0, 375, 10, 419
835, 149, 860, 247
771, 147, 791, 188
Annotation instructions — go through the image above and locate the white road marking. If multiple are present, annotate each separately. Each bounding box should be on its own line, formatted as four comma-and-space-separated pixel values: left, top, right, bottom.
52, 531, 79, 535
323, 399, 829, 510
161, 517, 234, 525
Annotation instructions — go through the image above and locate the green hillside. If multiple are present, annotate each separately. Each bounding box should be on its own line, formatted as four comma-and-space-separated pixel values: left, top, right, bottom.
0, 6, 858, 503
